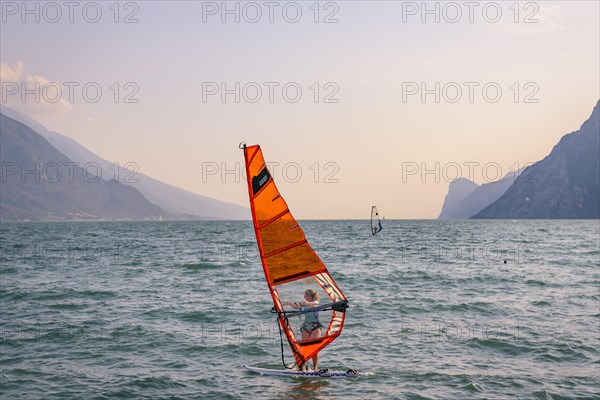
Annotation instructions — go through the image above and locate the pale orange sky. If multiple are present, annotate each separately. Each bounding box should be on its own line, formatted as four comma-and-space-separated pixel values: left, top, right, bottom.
1, 1, 598, 218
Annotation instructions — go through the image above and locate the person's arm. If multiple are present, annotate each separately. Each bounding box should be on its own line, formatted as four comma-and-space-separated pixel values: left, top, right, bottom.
283, 301, 305, 309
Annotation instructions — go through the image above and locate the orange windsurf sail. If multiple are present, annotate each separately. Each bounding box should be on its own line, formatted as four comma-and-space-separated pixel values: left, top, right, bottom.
241, 143, 348, 367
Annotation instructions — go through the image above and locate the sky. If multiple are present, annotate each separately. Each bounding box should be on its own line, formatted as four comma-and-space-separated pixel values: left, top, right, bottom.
1, 1, 599, 219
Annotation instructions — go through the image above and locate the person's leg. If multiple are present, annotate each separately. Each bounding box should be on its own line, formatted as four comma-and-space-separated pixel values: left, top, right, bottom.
299, 328, 310, 370
310, 327, 321, 340
312, 353, 319, 370
310, 328, 322, 370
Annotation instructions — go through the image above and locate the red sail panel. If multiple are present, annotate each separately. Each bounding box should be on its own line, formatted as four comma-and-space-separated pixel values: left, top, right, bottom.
242, 144, 347, 367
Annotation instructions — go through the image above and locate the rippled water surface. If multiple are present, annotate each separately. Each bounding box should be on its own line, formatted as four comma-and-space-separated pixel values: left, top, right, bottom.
1, 220, 599, 399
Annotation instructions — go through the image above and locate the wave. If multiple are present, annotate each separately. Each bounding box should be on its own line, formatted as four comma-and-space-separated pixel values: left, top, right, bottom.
47, 303, 86, 310
531, 300, 551, 306
126, 376, 188, 390
525, 279, 547, 286
177, 311, 214, 323
180, 262, 221, 271
468, 337, 537, 356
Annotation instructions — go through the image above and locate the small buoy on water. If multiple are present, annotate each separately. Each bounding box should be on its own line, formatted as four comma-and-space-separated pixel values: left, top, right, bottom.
504, 260, 507, 264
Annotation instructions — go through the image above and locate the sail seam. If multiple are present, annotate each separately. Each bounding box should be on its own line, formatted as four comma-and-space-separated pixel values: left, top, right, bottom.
272, 267, 328, 286
258, 209, 290, 230
247, 146, 259, 166
264, 239, 307, 258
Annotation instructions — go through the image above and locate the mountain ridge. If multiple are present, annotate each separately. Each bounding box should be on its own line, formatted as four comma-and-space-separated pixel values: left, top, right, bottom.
473, 100, 600, 219
0, 114, 165, 221
0, 106, 249, 220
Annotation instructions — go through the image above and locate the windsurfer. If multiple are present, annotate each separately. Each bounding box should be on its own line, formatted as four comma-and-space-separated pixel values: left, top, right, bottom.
284, 289, 324, 370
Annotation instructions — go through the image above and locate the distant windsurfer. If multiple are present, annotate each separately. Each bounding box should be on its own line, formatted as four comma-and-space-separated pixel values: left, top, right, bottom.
371, 207, 383, 236
284, 289, 323, 370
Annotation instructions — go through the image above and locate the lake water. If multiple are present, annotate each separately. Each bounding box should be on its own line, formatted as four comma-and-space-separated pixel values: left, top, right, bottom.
1, 220, 598, 399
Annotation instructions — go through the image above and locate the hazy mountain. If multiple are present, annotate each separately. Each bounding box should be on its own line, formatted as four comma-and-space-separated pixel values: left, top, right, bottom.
438, 171, 521, 219
0, 106, 249, 220
473, 100, 600, 219
0, 114, 165, 221
438, 178, 479, 219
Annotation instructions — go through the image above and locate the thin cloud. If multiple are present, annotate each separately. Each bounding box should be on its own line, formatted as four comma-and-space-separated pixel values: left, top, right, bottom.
85, 116, 111, 124
0, 61, 72, 116
507, 4, 566, 35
